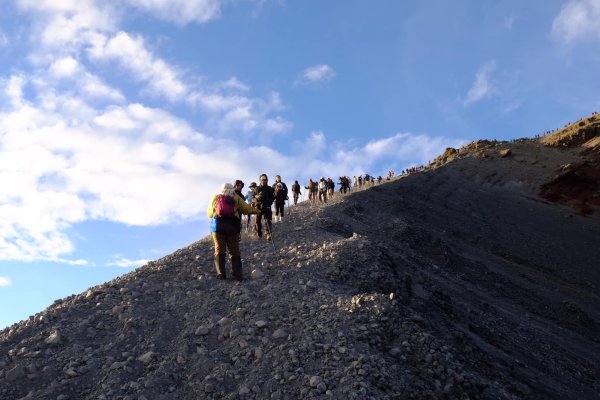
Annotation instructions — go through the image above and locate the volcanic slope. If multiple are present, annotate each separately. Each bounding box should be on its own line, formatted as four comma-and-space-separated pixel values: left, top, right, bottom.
1, 138, 599, 399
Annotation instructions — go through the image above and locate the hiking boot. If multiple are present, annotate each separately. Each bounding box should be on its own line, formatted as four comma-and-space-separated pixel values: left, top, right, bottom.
231, 256, 243, 282
265, 233, 272, 241
214, 254, 227, 279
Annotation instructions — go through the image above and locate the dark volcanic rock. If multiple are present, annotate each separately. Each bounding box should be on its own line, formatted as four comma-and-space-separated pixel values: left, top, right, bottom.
1, 137, 599, 400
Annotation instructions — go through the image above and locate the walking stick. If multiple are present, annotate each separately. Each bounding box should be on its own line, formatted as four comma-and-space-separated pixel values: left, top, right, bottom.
264, 214, 276, 252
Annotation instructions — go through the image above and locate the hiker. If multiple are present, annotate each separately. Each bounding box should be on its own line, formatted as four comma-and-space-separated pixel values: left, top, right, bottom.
274, 182, 286, 222
311, 181, 319, 204
244, 182, 257, 232
338, 176, 349, 194
326, 177, 335, 198
233, 180, 246, 230
272, 175, 289, 199
253, 174, 275, 240
207, 183, 260, 281
291, 180, 301, 205
318, 177, 327, 203
307, 178, 318, 204
233, 180, 245, 201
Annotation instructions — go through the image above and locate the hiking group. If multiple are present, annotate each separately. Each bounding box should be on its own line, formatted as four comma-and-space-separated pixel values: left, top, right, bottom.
207, 174, 289, 282
207, 172, 397, 282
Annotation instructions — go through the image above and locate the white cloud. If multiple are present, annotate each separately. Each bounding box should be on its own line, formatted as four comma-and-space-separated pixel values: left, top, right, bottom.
219, 77, 250, 92
286, 131, 466, 182
106, 257, 151, 268
501, 100, 522, 115
0, 1, 467, 266
0, 74, 217, 261
50, 56, 79, 77
193, 91, 292, 135
124, 0, 222, 25
85, 31, 288, 133
552, 0, 600, 44
17, 0, 117, 47
297, 64, 336, 85
0, 73, 462, 263
3, 75, 26, 108
304, 131, 326, 153
347, 132, 466, 172
0, 277, 12, 287
80, 73, 125, 102
15, 1, 289, 136
88, 31, 188, 101
463, 61, 497, 106
0, 32, 8, 47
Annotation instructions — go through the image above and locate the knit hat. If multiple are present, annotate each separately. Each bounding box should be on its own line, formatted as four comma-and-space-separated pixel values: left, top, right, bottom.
221, 183, 235, 196
259, 174, 268, 181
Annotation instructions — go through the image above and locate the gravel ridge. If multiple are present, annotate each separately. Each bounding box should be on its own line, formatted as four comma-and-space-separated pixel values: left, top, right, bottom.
1, 140, 599, 399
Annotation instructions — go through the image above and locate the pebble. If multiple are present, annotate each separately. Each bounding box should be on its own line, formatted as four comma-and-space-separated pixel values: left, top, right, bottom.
137, 352, 155, 364
239, 385, 251, 395
272, 329, 288, 339
195, 325, 211, 336
45, 331, 61, 346
255, 320, 268, 328
309, 375, 323, 387
251, 269, 265, 279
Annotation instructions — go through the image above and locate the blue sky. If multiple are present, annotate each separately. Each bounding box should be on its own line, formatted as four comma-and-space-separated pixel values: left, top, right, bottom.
1, 0, 599, 328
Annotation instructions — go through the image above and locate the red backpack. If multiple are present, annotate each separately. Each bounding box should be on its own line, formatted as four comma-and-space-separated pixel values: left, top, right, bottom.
215, 195, 236, 217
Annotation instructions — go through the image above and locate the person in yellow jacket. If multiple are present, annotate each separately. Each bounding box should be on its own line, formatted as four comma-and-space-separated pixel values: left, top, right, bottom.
207, 183, 260, 281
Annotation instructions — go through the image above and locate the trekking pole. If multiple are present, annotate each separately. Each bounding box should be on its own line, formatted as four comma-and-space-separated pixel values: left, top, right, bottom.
264, 214, 276, 252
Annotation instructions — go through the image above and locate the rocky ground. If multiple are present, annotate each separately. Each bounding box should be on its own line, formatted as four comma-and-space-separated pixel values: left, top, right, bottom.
1, 122, 599, 399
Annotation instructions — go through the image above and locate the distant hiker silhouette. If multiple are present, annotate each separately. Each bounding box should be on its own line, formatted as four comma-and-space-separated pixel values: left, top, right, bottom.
253, 174, 275, 241
274, 182, 286, 222
291, 180, 301, 205
244, 182, 257, 232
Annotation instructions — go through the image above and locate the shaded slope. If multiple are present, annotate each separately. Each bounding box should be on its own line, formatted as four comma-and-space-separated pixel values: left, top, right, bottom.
329, 162, 600, 397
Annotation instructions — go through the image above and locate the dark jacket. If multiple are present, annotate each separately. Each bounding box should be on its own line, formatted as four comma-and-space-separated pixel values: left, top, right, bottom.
254, 184, 275, 210
272, 181, 288, 198
291, 183, 301, 194
274, 186, 287, 205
